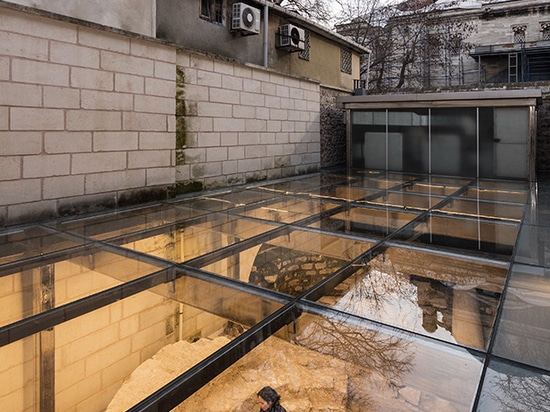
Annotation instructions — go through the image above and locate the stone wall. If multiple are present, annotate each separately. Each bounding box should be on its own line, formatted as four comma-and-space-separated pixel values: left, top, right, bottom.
0, 5, 323, 227
537, 88, 550, 176
320, 86, 348, 168
174, 52, 321, 189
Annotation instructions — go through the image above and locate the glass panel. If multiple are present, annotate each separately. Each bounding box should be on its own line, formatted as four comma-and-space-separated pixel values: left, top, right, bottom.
313, 246, 508, 349
0, 246, 168, 328
173, 310, 484, 411
477, 358, 550, 411
492, 107, 530, 179
388, 109, 429, 173
54, 204, 208, 241
370, 191, 445, 210
201, 228, 374, 295
351, 110, 387, 170
459, 187, 529, 203
492, 263, 550, 370
0, 278, 281, 412
236, 197, 340, 224
119, 214, 279, 263
307, 206, 419, 239
435, 198, 525, 222
0, 226, 86, 265
514, 223, 550, 267
256, 173, 349, 195
400, 214, 520, 256
432, 108, 477, 177
398, 182, 461, 196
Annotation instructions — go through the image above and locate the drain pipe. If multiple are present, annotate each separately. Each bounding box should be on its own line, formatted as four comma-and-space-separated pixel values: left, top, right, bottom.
263, 3, 268, 68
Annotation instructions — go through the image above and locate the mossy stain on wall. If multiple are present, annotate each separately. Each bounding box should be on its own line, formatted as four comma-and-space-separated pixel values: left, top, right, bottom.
175, 66, 187, 166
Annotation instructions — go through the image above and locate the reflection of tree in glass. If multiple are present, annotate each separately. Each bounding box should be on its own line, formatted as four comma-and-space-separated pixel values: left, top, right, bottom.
295, 316, 413, 379
488, 372, 550, 412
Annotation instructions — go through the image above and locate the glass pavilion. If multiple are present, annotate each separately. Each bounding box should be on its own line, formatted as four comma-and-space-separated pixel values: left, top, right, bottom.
1, 168, 549, 411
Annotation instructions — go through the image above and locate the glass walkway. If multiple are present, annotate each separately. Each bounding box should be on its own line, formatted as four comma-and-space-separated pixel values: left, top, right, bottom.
1, 169, 549, 411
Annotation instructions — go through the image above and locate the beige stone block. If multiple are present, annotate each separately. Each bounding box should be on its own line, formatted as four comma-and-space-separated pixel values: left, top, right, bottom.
23, 154, 70, 178
191, 162, 222, 178
238, 132, 260, 145
146, 167, 176, 186
119, 313, 140, 339
183, 148, 206, 163
0, 8, 76, 42
71, 67, 114, 91
0, 179, 41, 205
210, 88, 240, 105
198, 101, 232, 118
0, 82, 42, 106
85, 339, 132, 376
206, 147, 228, 162
45, 131, 92, 153
123, 112, 167, 131
128, 150, 171, 168
222, 159, 238, 174
43, 175, 85, 199
265, 95, 281, 109
233, 105, 256, 119
12, 59, 69, 87
81, 90, 134, 111
66, 110, 121, 131
56, 372, 101, 412
55, 357, 86, 392
213, 118, 244, 132
139, 132, 175, 150
186, 117, 213, 133
222, 75, 243, 91
43, 86, 80, 109
94, 131, 139, 151
10, 107, 63, 131
184, 84, 209, 101
146, 77, 175, 97
0, 31, 48, 61
252, 69, 270, 83
240, 91, 265, 107
197, 70, 222, 88
78, 27, 130, 53
220, 132, 238, 146
243, 78, 261, 93
245, 145, 267, 158
0, 56, 8, 81
130, 322, 166, 354
135, 95, 174, 115
228, 146, 244, 159
50, 41, 100, 68
101, 50, 154, 77
154, 60, 175, 81
72, 152, 126, 174
86, 170, 146, 193
238, 158, 261, 173
0, 107, 7, 130
261, 82, 277, 96
190, 54, 214, 71
115, 73, 144, 94
131, 39, 175, 63
245, 119, 267, 132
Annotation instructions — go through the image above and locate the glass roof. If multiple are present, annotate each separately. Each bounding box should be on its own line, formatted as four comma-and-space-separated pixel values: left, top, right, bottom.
1, 169, 548, 411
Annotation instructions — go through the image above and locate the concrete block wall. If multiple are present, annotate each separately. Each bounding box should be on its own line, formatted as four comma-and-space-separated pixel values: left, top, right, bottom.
0, 6, 177, 226
175, 51, 321, 189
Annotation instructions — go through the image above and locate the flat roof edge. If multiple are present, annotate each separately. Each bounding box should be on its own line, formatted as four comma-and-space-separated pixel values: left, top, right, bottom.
337, 89, 543, 107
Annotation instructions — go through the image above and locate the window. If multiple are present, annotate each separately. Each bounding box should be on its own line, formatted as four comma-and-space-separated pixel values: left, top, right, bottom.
201, 0, 224, 24
299, 31, 310, 61
512, 25, 526, 43
341, 48, 352, 74
541, 22, 550, 41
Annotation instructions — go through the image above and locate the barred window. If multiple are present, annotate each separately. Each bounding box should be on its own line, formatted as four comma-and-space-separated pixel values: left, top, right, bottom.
542, 22, 550, 41
341, 48, 352, 74
513, 25, 526, 43
201, 0, 224, 24
299, 31, 310, 61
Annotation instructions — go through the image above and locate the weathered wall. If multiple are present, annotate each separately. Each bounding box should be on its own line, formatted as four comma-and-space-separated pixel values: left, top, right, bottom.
320, 86, 348, 168
3, 0, 156, 36
0, 4, 323, 227
174, 51, 321, 188
537, 88, 550, 176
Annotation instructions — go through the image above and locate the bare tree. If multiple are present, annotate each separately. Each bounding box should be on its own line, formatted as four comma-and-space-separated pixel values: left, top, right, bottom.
277, 0, 335, 25
334, 0, 476, 91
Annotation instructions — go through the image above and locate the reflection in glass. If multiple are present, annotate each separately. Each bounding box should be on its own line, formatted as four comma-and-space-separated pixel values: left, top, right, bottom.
492, 264, 550, 370
477, 358, 550, 411
174, 310, 483, 411
119, 214, 278, 263
315, 246, 507, 349
201, 229, 374, 295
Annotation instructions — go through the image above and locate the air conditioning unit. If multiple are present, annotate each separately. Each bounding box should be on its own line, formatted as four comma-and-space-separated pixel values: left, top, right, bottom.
232, 3, 261, 35
278, 24, 305, 52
